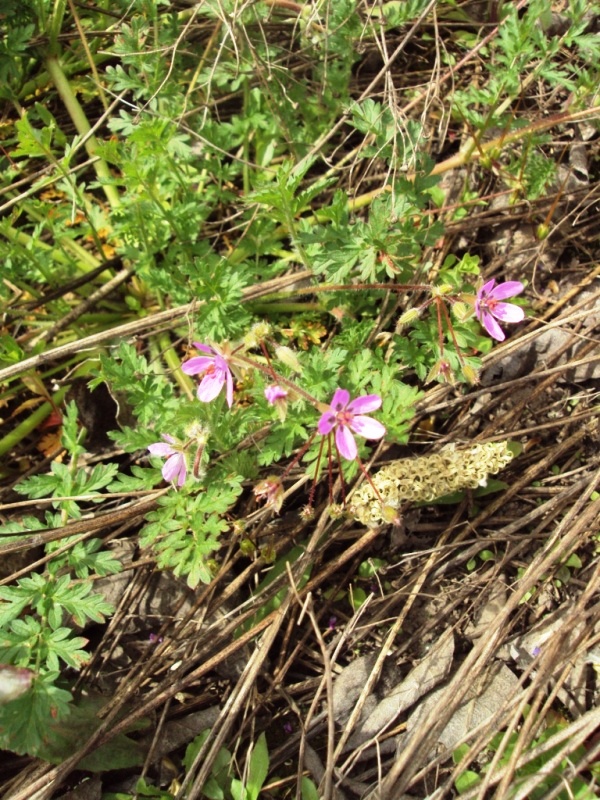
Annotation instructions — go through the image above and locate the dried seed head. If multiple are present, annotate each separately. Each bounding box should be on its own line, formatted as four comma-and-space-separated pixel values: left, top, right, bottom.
348, 442, 515, 526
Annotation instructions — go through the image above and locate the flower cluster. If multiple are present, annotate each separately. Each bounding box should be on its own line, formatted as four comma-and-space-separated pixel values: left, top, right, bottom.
148, 277, 525, 497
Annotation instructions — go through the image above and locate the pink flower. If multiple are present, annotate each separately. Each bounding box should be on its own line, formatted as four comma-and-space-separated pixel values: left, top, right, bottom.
475, 279, 524, 342
317, 388, 386, 460
182, 343, 234, 406
265, 384, 288, 421
148, 434, 187, 487
264, 384, 287, 404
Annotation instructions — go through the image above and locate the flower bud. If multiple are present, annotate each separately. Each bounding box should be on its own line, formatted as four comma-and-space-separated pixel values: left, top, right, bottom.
536, 223, 550, 241
397, 307, 421, 328
260, 544, 277, 563
461, 363, 480, 385
432, 283, 454, 298
451, 301, 471, 322
254, 476, 284, 513
243, 322, 272, 349
264, 384, 289, 422
239, 537, 256, 556
275, 345, 302, 373
426, 359, 456, 385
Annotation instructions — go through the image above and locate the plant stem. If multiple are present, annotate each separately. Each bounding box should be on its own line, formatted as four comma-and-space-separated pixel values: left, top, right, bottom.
0, 385, 69, 458
0, 220, 99, 273
45, 55, 121, 210
157, 333, 196, 401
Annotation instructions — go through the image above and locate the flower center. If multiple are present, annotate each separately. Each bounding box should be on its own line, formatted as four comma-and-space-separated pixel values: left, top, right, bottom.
480, 292, 498, 313
336, 409, 353, 426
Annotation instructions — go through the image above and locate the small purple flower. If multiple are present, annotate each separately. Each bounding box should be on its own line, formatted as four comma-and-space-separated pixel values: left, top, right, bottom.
148, 434, 188, 487
264, 384, 287, 405
265, 384, 288, 421
475, 279, 525, 342
317, 388, 386, 461
182, 343, 234, 407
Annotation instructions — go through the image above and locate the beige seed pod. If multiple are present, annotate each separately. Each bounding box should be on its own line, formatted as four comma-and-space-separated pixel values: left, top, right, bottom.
348, 442, 515, 526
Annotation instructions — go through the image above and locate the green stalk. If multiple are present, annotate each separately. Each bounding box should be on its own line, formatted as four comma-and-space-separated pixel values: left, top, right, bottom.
248, 301, 322, 313
0, 220, 99, 273
18, 56, 112, 102
47, 0, 68, 52
158, 333, 196, 401
45, 55, 121, 210
0, 385, 69, 458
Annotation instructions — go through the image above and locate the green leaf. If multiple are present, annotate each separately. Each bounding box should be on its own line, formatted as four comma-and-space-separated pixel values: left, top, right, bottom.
12, 114, 54, 158
43, 627, 90, 671
184, 730, 231, 799
0, 665, 33, 704
563, 553, 582, 569
230, 779, 245, 800
0, 673, 73, 755
350, 587, 367, 611
246, 732, 269, 800
35, 694, 145, 770
301, 777, 320, 800
455, 769, 481, 793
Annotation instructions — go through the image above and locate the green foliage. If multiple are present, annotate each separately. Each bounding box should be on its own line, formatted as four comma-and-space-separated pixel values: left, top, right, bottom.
0, 672, 72, 755
303, 171, 443, 285
104, 780, 175, 800
454, 721, 599, 799
0, 573, 112, 631
1, 0, 593, 778
36, 694, 145, 770
93, 344, 178, 428
0, 400, 119, 755
230, 733, 269, 800
139, 472, 244, 587
182, 730, 270, 800
0, 0, 36, 98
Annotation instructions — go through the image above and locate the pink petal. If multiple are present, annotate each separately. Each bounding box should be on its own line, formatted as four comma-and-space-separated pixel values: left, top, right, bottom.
492, 302, 524, 323
193, 342, 214, 354
329, 388, 350, 411
197, 372, 225, 402
350, 415, 386, 440
225, 369, 234, 407
490, 281, 524, 300
318, 411, 336, 435
182, 356, 214, 375
335, 425, 357, 460
479, 279, 496, 296
482, 312, 505, 341
148, 442, 176, 456
347, 394, 382, 414
163, 453, 187, 486
265, 385, 287, 404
